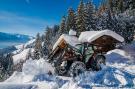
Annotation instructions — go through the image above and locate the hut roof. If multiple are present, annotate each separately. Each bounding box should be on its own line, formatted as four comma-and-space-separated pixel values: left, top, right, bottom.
79, 30, 124, 43
53, 34, 80, 50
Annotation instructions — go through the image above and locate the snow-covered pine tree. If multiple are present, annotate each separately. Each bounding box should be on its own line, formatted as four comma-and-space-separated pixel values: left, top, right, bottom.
26, 49, 32, 60
108, 0, 113, 12
118, 0, 124, 13
131, 0, 135, 9
66, 7, 77, 32
42, 25, 60, 55
76, 0, 86, 34
34, 33, 42, 59
124, 22, 135, 43
41, 42, 49, 58
5, 53, 13, 75
59, 16, 67, 34
0, 53, 14, 81
97, 9, 112, 30
85, 1, 96, 31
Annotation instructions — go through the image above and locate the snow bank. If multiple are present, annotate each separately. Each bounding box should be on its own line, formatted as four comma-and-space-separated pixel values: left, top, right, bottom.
79, 30, 124, 43
106, 49, 132, 63
2, 56, 135, 89
75, 65, 135, 88
13, 48, 30, 65
6, 59, 55, 83
22, 58, 55, 75
2, 59, 70, 89
53, 34, 80, 50
60, 81, 83, 89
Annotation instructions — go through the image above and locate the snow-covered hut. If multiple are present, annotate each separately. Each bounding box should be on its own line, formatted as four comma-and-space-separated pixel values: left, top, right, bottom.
49, 30, 80, 59
53, 29, 79, 50
79, 30, 124, 52
53, 34, 80, 50
50, 29, 124, 59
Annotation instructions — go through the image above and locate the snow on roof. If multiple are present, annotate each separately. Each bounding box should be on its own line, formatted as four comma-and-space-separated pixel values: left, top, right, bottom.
79, 30, 124, 43
69, 29, 77, 36
53, 34, 80, 50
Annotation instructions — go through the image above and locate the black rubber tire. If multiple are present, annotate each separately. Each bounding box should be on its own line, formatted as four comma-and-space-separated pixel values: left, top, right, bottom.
94, 55, 106, 71
55, 66, 67, 76
69, 61, 86, 77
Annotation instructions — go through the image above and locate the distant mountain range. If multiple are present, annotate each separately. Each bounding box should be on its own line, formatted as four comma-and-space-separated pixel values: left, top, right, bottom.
0, 32, 34, 54
0, 32, 33, 42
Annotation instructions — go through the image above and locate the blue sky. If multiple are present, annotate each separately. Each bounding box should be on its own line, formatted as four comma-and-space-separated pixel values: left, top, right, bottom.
0, 0, 101, 36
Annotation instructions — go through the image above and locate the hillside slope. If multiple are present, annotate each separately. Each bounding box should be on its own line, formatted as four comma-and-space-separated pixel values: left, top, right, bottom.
0, 40, 135, 89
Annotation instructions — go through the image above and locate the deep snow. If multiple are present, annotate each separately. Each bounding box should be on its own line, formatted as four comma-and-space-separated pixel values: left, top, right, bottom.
0, 40, 135, 89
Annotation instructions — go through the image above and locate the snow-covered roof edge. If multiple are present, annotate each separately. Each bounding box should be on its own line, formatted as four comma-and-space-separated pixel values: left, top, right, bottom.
79, 30, 124, 43
53, 34, 80, 50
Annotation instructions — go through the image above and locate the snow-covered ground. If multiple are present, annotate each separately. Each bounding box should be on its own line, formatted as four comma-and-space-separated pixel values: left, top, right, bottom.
1, 58, 135, 89
0, 40, 135, 89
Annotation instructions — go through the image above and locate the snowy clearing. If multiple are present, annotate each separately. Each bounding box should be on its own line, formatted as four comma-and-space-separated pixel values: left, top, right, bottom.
1, 40, 135, 89
1, 49, 135, 89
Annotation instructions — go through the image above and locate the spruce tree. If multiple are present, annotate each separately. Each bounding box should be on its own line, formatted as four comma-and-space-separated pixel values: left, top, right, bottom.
43, 25, 59, 54
118, 0, 124, 13
59, 16, 67, 34
130, 0, 135, 9
85, 1, 96, 31
66, 7, 77, 31
34, 33, 42, 59
76, 0, 86, 34
108, 0, 113, 12
26, 49, 32, 60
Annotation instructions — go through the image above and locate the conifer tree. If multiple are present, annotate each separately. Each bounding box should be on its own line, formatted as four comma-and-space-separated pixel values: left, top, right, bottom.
129, 0, 135, 9
76, 0, 86, 34
26, 49, 32, 60
59, 16, 67, 34
66, 7, 77, 31
118, 0, 124, 13
34, 33, 42, 59
108, 0, 114, 12
85, 1, 96, 31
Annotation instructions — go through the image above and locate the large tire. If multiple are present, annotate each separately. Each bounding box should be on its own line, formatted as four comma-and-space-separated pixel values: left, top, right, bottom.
94, 55, 106, 71
69, 61, 86, 77
55, 66, 67, 76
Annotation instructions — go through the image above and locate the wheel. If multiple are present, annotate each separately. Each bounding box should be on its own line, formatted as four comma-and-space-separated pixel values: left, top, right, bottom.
55, 66, 67, 76
94, 55, 106, 71
69, 61, 86, 77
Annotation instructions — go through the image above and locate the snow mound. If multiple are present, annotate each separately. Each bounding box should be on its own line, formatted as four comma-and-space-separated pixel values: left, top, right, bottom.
75, 65, 135, 88
13, 48, 30, 65
79, 30, 124, 43
22, 58, 55, 75
6, 59, 55, 83
60, 81, 83, 89
106, 49, 132, 63
3, 59, 70, 89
